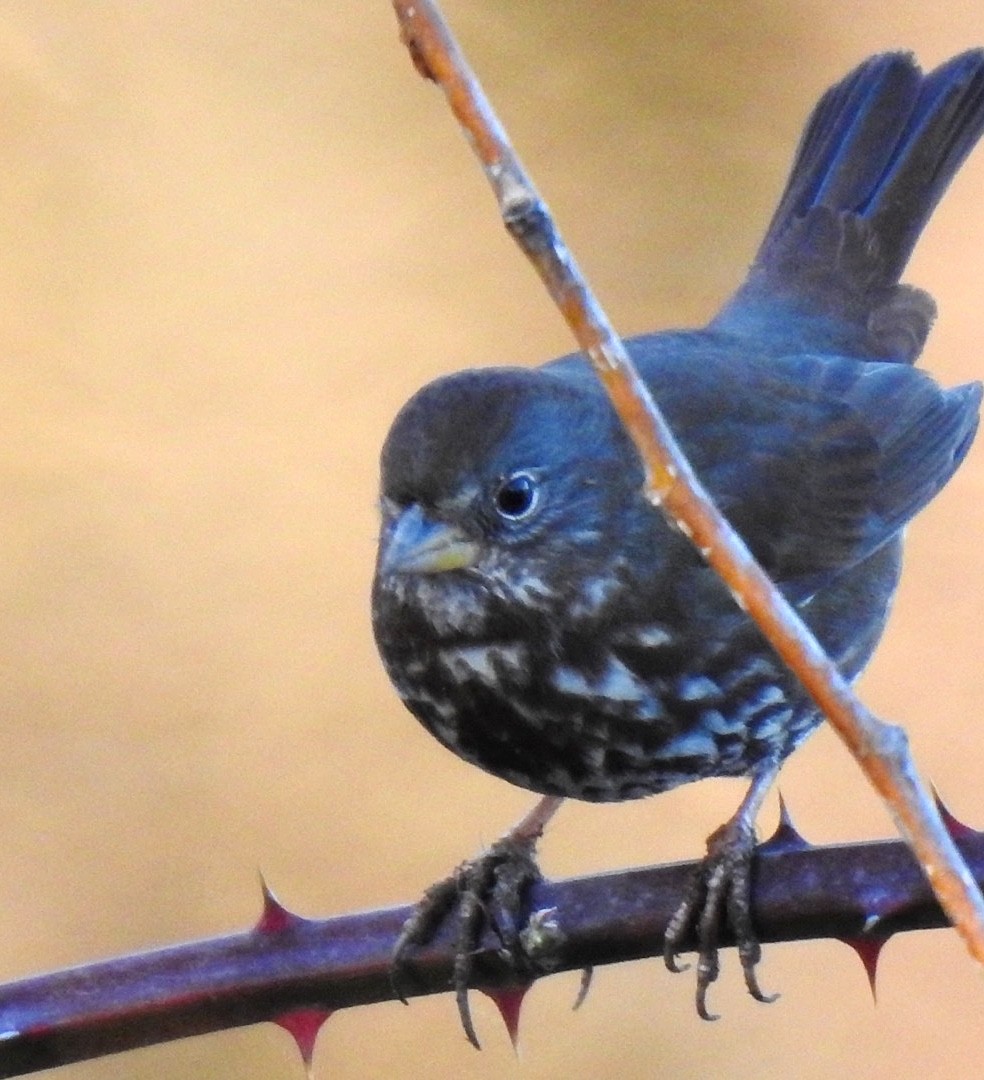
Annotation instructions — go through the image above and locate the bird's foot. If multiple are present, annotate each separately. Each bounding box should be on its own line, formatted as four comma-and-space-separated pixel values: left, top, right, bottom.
393, 796, 565, 1048
392, 833, 548, 1047
663, 812, 778, 1020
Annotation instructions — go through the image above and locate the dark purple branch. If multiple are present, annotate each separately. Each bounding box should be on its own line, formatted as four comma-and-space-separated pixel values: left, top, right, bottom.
0, 826, 980, 1076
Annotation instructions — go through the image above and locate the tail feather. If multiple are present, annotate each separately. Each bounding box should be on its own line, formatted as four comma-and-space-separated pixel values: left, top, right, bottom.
865, 52, 984, 279
712, 50, 984, 363
770, 54, 918, 241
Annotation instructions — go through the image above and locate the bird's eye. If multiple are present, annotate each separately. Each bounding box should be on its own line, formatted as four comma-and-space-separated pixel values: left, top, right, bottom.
493, 472, 539, 520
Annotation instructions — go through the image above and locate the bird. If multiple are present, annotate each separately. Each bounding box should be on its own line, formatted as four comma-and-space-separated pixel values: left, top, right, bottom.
372, 49, 984, 1036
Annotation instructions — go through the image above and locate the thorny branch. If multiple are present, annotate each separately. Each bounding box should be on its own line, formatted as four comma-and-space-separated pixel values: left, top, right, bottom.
0, 818, 982, 1076
389, 0, 984, 964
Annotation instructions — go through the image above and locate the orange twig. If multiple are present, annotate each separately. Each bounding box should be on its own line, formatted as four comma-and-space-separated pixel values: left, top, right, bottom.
391, 0, 984, 965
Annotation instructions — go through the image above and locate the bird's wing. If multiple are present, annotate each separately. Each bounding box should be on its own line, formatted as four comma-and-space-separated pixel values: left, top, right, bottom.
662, 354, 981, 600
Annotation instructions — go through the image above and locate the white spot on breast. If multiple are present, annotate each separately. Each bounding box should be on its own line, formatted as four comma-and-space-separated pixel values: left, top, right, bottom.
652, 727, 719, 761
613, 623, 673, 650
615, 740, 651, 765
754, 684, 786, 708
753, 707, 794, 741
596, 656, 649, 702
551, 665, 594, 697
494, 642, 530, 675
440, 641, 531, 686
484, 558, 555, 610
409, 693, 462, 749
545, 764, 576, 792
551, 655, 649, 703
442, 645, 497, 682
698, 708, 744, 736
410, 689, 458, 723
388, 575, 491, 637
582, 743, 607, 771
675, 674, 722, 704
568, 573, 616, 618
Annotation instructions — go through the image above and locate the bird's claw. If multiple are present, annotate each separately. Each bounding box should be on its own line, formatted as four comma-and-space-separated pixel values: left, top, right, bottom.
392, 833, 544, 1048
663, 817, 777, 1020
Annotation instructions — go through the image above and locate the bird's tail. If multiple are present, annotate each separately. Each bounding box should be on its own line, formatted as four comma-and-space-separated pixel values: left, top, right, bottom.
712, 50, 984, 362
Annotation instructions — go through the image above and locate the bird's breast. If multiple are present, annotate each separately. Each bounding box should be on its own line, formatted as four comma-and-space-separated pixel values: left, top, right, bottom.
376, 598, 820, 802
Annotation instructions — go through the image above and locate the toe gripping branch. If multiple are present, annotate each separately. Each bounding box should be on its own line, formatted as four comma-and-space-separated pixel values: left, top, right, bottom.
663, 812, 778, 1020
392, 833, 548, 1048
663, 764, 781, 1020
391, 796, 570, 1050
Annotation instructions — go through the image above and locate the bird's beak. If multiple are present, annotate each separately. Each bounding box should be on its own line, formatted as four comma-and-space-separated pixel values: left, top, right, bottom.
378, 503, 480, 576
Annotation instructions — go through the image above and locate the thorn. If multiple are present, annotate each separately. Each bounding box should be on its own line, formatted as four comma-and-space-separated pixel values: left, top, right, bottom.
478, 983, 532, 1053
931, 785, 979, 842
758, 791, 810, 854
838, 927, 891, 1003
572, 966, 594, 1011
255, 873, 308, 935
273, 1007, 333, 1074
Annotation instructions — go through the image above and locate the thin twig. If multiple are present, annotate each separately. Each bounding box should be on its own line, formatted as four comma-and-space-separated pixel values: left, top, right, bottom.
389, 0, 984, 967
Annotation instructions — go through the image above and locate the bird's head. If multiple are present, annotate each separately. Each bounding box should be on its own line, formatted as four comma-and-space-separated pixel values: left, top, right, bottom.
373, 366, 642, 634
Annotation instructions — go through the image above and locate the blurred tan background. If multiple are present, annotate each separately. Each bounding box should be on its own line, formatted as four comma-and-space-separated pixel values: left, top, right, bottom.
1, 2, 983, 1077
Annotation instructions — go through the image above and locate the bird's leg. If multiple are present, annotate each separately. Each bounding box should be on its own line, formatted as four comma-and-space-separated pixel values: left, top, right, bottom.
663, 763, 780, 1020
393, 794, 564, 1047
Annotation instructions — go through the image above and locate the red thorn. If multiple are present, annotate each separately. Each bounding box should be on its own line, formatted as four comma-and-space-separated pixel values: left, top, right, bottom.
273, 1008, 333, 1071
838, 925, 891, 1003
931, 785, 979, 842
479, 983, 532, 1053
758, 791, 809, 854
255, 874, 308, 935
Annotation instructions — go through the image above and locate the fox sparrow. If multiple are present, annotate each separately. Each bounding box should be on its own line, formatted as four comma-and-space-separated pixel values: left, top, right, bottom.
372, 50, 984, 1035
